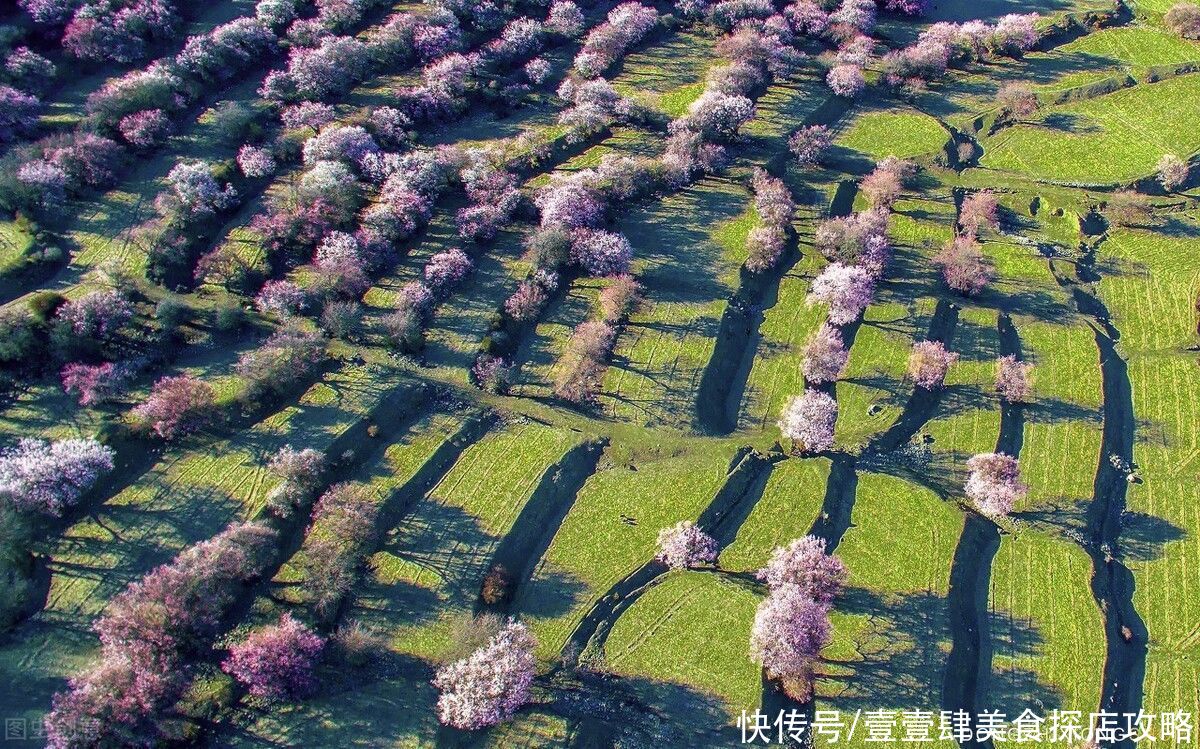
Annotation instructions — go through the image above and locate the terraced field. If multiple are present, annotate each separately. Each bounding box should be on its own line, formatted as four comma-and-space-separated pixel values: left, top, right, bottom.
0, 0, 1197, 746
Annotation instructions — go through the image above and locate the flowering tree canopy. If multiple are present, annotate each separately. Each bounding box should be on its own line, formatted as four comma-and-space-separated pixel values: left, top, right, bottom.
964, 452, 1027, 517
801, 324, 849, 385
223, 614, 325, 701
808, 262, 874, 325
907, 340, 958, 390
994, 354, 1034, 403
0, 438, 115, 516
750, 584, 831, 700
757, 535, 847, 603
778, 389, 838, 453
655, 520, 718, 569
433, 619, 537, 730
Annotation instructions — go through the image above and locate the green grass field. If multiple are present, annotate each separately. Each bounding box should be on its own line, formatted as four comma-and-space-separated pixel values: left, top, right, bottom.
1, 0, 1196, 745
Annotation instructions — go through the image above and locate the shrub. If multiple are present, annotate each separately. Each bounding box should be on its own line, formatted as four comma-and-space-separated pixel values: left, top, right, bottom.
907, 340, 958, 390
994, 354, 1033, 403
0, 438, 115, 516
861, 157, 916, 209
778, 389, 837, 454
0, 308, 40, 366
223, 614, 324, 702
757, 535, 847, 603
964, 452, 1026, 517
433, 619, 537, 730
574, 3, 658, 78
655, 520, 717, 569
472, 354, 512, 392
934, 235, 991, 296
131, 375, 216, 439
480, 563, 512, 605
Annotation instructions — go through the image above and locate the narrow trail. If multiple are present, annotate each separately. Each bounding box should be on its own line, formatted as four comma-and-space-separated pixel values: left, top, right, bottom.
1048, 239, 1147, 747
941, 313, 1022, 749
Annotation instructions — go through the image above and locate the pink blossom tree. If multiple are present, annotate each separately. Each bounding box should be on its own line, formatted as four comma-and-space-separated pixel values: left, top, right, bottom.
788, 124, 833, 167
61, 362, 135, 406
750, 584, 831, 701
238, 145, 277, 178
131, 375, 216, 439
757, 536, 848, 603
994, 355, 1034, 403
1166, 3, 1200, 39
807, 262, 874, 325
223, 614, 325, 701
1157, 153, 1189, 192
778, 389, 838, 454
266, 445, 326, 512
569, 230, 633, 276
424, 248, 474, 294
964, 452, 1027, 517
934, 235, 991, 296
655, 520, 718, 569
826, 64, 865, 97
996, 82, 1037, 119
907, 340, 958, 390
433, 619, 537, 730
801, 324, 850, 384
0, 438, 115, 516
959, 190, 1000, 236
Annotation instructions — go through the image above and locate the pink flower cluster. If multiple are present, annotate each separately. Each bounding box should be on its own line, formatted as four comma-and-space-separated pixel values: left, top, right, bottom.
807, 262, 874, 325
745, 168, 794, 273
750, 534, 843, 700
994, 354, 1034, 403
130, 374, 216, 439
801, 324, 849, 385
45, 522, 277, 747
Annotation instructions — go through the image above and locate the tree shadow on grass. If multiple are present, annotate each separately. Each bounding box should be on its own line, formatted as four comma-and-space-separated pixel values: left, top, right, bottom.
820, 588, 953, 712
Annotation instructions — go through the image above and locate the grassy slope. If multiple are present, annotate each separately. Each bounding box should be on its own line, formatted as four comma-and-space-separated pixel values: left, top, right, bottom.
1095, 226, 1200, 715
